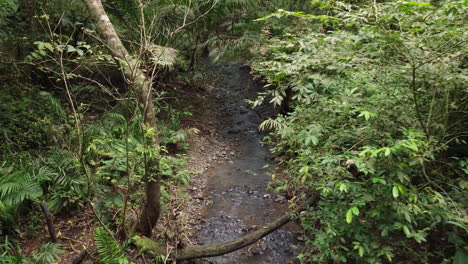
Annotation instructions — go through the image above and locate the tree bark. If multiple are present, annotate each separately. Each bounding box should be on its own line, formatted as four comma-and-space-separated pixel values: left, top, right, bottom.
82, 0, 161, 237
134, 192, 321, 260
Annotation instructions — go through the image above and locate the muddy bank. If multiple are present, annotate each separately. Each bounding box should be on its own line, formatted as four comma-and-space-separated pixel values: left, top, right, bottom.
187, 64, 301, 264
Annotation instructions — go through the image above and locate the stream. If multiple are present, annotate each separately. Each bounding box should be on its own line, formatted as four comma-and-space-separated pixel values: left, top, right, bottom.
196, 64, 301, 264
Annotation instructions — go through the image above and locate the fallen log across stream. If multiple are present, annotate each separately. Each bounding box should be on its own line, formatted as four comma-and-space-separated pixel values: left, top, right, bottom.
134, 192, 321, 261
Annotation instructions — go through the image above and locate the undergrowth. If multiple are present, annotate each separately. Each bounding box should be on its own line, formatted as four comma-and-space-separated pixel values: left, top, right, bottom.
251, 1, 467, 263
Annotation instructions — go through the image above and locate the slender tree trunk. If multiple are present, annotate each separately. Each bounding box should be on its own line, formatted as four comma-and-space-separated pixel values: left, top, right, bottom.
280, 87, 293, 115
82, 0, 161, 236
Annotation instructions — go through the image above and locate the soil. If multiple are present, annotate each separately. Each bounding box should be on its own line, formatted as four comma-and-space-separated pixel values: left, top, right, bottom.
18, 204, 96, 263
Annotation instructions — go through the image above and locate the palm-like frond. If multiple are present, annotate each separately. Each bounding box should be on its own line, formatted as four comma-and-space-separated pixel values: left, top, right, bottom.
30, 243, 64, 264
148, 44, 178, 69
95, 227, 130, 264
0, 167, 43, 208
44, 149, 87, 213
259, 118, 283, 131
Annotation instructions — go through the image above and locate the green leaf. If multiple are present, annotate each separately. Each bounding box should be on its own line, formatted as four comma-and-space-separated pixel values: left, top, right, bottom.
66, 45, 77, 53
372, 177, 386, 184
384, 148, 391, 157
346, 208, 353, 224
397, 185, 405, 195
312, 135, 318, 145
352, 206, 359, 216
338, 182, 349, 193
402, 225, 411, 237
299, 166, 309, 174
358, 246, 364, 257
392, 186, 399, 198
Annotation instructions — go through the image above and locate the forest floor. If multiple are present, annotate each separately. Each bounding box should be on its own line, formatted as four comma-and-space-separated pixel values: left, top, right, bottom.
19, 62, 302, 263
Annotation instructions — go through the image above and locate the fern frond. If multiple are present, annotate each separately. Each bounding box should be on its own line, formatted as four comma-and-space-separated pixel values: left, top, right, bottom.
148, 44, 178, 69
0, 182, 21, 199
31, 243, 64, 264
95, 227, 130, 264
39, 91, 67, 121
0, 169, 42, 207
0, 236, 27, 263
259, 118, 282, 131
35, 167, 58, 183
107, 112, 127, 124
172, 129, 187, 143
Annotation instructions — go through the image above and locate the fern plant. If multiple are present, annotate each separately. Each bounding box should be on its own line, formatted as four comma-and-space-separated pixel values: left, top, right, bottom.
44, 149, 87, 214
0, 160, 48, 224
30, 243, 64, 264
0, 238, 63, 264
0, 236, 25, 264
94, 227, 131, 264
0, 148, 88, 226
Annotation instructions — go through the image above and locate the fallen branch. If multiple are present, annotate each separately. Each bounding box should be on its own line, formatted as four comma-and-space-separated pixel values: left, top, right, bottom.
40, 202, 57, 243
70, 249, 88, 264
134, 192, 320, 260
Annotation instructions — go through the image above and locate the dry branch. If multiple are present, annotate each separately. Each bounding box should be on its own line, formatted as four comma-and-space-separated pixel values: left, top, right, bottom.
39, 202, 57, 243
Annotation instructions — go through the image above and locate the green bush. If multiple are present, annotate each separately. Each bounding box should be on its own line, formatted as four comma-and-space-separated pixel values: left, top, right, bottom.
252, 0, 467, 262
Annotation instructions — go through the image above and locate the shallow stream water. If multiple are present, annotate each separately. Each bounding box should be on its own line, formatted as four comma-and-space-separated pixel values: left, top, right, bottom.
196, 64, 300, 264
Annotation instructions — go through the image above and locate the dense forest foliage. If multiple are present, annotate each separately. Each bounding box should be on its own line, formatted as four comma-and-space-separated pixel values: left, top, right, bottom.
0, 0, 466, 263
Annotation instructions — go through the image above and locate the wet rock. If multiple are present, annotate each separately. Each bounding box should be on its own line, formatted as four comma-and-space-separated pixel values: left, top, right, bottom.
227, 129, 240, 134
275, 195, 286, 203
251, 247, 262, 255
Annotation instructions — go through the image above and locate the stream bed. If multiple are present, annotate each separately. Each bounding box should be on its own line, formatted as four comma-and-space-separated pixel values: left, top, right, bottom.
196, 64, 301, 264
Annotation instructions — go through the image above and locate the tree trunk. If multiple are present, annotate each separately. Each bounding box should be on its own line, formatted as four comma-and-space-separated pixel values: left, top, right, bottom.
135, 192, 321, 260
280, 87, 293, 115
82, 0, 161, 237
